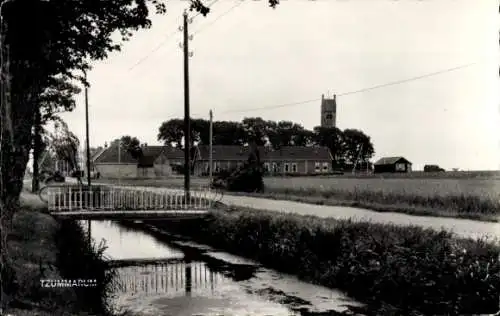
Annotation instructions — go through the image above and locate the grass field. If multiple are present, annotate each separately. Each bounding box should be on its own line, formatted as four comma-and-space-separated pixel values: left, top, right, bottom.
98, 174, 500, 222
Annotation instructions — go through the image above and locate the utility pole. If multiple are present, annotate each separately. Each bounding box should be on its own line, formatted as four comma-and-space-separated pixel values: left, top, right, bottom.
209, 110, 213, 187
181, 10, 193, 201
118, 138, 121, 186
83, 69, 91, 246
84, 70, 91, 188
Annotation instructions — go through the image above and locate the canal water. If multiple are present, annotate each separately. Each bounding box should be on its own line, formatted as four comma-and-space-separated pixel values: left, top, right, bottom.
84, 220, 364, 316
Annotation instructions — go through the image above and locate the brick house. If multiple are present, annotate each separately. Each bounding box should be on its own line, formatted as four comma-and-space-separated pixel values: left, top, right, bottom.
94, 144, 182, 178
192, 145, 333, 176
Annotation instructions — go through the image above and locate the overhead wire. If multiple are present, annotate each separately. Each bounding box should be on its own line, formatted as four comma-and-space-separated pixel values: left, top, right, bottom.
220, 61, 482, 114
127, 0, 221, 72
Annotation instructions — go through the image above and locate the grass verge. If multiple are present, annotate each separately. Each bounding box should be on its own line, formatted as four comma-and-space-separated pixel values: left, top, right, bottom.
4, 192, 119, 316
148, 207, 500, 315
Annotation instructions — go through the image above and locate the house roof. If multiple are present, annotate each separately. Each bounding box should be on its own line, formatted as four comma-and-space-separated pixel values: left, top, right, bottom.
94, 144, 184, 164
91, 147, 107, 162
95, 143, 332, 164
141, 146, 164, 159
196, 145, 332, 161
162, 146, 185, 160
94, 144, 137, 164
374, 157, 411, 165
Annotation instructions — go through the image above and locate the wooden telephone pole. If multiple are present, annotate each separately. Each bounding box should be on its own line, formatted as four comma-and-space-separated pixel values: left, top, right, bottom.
83, 69, 91, 246
181, 11, 193, 201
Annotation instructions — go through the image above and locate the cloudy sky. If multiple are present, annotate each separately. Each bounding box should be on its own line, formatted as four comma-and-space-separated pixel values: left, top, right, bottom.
59, 0, 500, 171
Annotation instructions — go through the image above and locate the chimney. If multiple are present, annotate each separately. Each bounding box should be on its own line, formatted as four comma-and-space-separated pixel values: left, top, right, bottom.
333, 94, 336, 101
321, 94, 324, 100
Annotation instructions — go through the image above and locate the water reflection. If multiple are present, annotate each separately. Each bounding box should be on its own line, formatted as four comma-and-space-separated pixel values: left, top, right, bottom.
91, 220, 362, 316
114, 261, 221, 297
110, 260, 305, 316
80, 220, 184, 260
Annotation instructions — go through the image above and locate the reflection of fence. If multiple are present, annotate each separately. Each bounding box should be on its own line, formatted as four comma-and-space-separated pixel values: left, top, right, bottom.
114, 262, 226, 296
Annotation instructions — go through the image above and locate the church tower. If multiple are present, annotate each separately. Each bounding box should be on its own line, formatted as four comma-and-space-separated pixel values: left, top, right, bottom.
320, 94, 337, 128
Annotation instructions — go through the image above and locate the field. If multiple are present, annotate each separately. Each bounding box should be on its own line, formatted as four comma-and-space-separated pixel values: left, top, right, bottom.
98, 173, 500, 221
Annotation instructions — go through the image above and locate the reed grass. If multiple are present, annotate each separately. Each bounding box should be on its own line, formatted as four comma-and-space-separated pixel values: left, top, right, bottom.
153, 207, 500, 315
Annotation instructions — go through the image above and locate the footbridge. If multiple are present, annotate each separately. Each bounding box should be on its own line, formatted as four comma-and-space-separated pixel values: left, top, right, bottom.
38, 185, 223, 220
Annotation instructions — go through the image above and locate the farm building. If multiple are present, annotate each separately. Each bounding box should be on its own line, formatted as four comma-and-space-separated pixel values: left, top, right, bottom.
373, 156, 412, 173
94, 144, 183, 178
192, 145, 333, 176
94, 143, 334, 178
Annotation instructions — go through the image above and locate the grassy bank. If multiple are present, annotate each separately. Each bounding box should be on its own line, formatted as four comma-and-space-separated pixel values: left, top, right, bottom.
148, 207, 500, 315
98, 177, 500, 222
4, 193, 117, 316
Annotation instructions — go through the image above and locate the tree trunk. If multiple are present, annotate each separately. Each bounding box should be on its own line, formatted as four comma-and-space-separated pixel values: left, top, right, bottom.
1, 77, 37, 311
32, 108, 41, 193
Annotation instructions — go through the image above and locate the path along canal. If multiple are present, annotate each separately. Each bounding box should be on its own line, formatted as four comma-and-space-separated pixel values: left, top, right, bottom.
84, 220, 363, 316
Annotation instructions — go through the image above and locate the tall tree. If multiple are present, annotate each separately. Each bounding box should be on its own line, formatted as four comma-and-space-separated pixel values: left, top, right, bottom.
268, 120, 308, 148
157, 118, 197, 148
191, 118, 209, 145
44, 120, 82, 184
341, 129, 375, 165
293, 129, 315, 146
120, 135, 143, 159
32, 78, 80, 192
313, 126, 345, 165
110, 135, 143, 159
241, 117, 271, 146
212, 121, 246, 146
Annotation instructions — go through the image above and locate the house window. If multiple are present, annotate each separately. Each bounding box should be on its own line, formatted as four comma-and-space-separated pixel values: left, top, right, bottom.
315, 162, 321, 172
204, 162, 209, 172
395, 163, 406, 172
284, 163, 290, 173
272, 162, 278, 173
237, 161, 243, 168
264, 162, 270, 172
322, 162, 329, 172
326, 113, 333, 120
214, 161, 221, 172
291, 163, 298, 173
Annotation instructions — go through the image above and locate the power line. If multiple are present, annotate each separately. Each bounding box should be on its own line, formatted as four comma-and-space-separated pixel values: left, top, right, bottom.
192, 1, 244, 36
127, 0, 221, 72
221, 61, 480, 114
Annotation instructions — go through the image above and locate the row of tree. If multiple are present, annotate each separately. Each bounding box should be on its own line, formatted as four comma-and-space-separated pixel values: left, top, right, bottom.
157, 117, 376, 166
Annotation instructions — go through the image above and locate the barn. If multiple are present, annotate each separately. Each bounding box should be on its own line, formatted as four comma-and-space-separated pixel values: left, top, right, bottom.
373, 156, 412, 173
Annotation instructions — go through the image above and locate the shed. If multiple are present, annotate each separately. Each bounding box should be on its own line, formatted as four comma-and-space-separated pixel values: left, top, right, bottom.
373, 156, 412, 173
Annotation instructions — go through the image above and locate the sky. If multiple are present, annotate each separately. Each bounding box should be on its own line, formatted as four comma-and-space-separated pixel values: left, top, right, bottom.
58, 0, 500, 171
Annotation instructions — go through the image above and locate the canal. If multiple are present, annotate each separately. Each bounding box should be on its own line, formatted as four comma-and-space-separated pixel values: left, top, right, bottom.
84, 220, 363, 316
